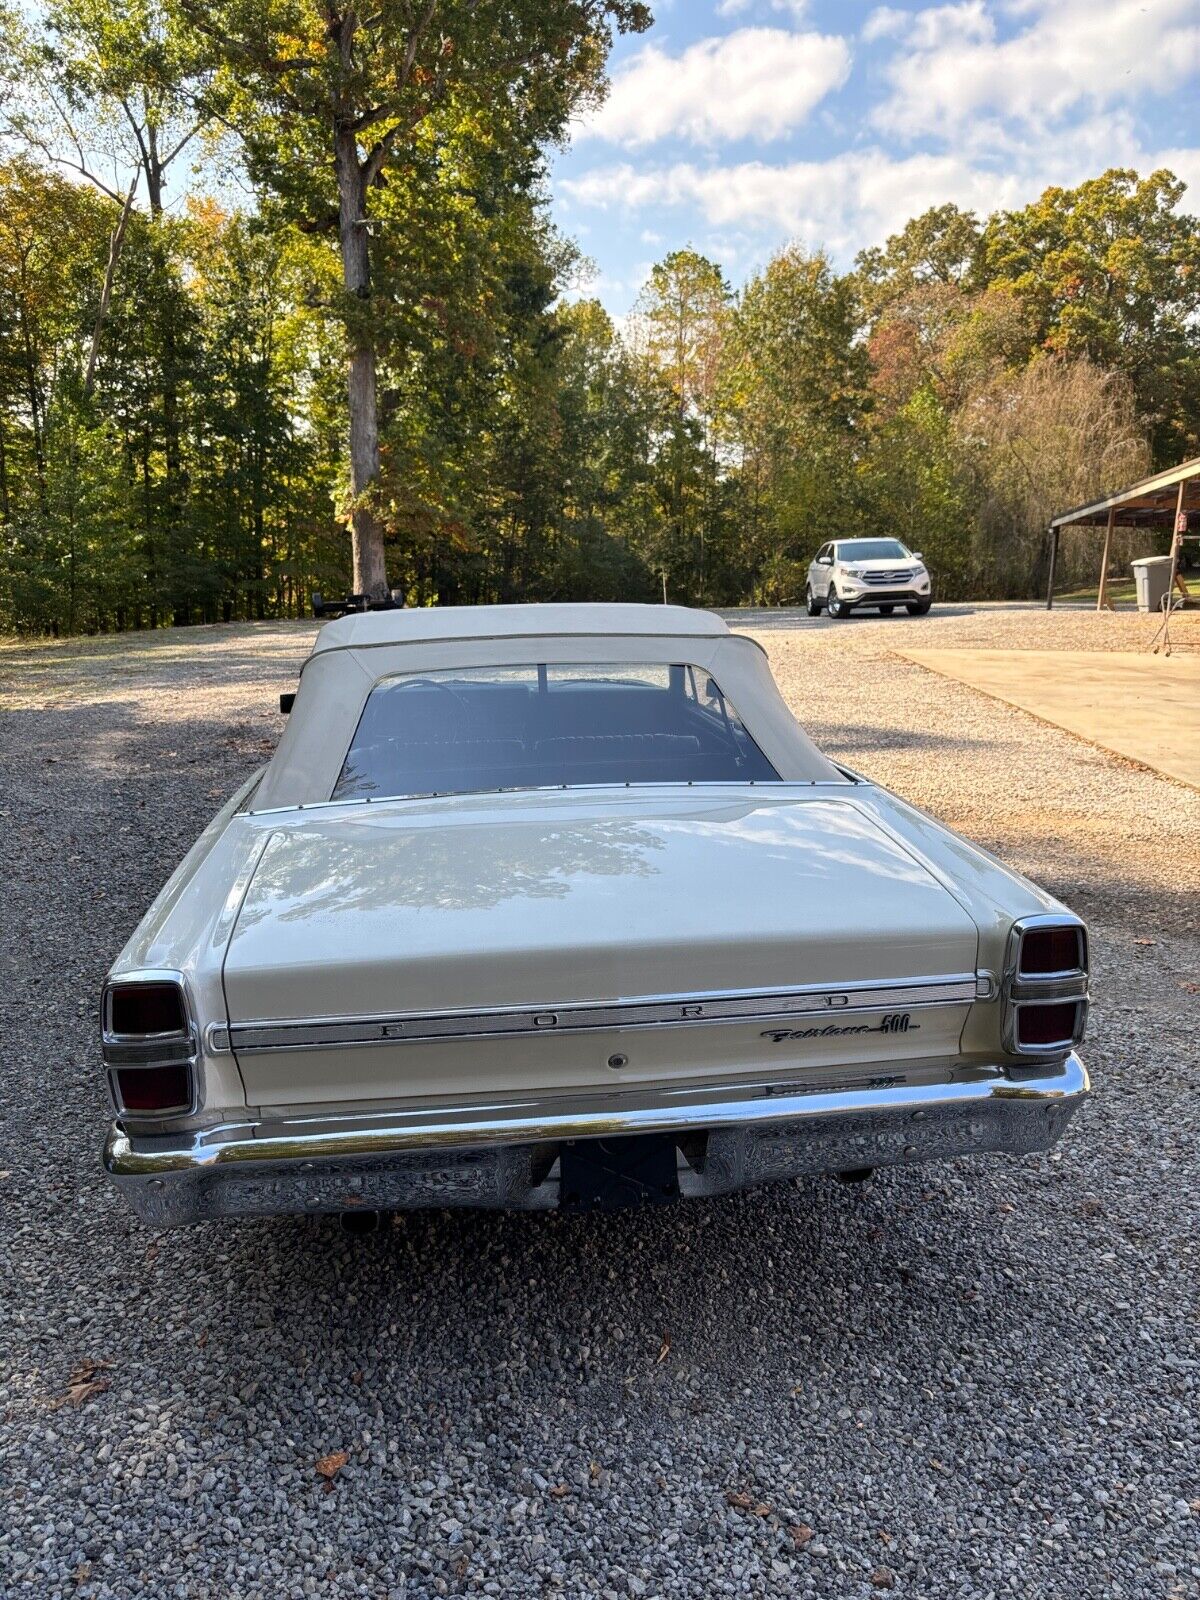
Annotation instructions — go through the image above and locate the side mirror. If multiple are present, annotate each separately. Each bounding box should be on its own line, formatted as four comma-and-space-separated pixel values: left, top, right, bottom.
279, 692, 295, 715
912, 552, 924, 562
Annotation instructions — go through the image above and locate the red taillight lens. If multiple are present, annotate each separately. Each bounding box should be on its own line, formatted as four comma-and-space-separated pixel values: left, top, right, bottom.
114, 1064, 191, 1113
1019, 927, 1082, 976
1017, 1001, 1079, 1048
109, 983, 187, 1036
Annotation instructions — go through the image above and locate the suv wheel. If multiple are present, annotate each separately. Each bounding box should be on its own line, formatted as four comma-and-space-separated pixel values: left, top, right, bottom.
805, 585, 822, 616
827, 589, 851, 619
905, 597, 932, 616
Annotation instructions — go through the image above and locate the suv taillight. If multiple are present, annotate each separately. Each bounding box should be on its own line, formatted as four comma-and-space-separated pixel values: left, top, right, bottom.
102, 974, 196, 1118
1002, 917, 1089, 1056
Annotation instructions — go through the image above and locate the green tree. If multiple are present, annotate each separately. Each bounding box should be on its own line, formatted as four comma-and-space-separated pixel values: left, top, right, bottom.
979, 168, 1200, 461
184, 0, 651, 600
856, 203, 982, 314
630, 250, 731, 600
723, 245, 870, 600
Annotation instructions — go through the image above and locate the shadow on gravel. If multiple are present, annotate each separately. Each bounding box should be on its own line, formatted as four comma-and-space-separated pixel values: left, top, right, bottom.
817, 723, 1001, 756
170, 1172, 1047, 1396
726, 605, 981, 630
1, 698, 275, 765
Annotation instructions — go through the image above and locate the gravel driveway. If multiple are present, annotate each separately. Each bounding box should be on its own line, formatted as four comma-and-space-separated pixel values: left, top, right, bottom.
1, 607, 1196, 1600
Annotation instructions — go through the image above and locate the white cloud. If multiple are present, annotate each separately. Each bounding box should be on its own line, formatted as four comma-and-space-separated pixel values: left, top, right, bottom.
717, 0, 811, 16
873, 0, 1200, 139
560, 125, 1200, 262
861, 7, 910, 42
578, 27, 852, 147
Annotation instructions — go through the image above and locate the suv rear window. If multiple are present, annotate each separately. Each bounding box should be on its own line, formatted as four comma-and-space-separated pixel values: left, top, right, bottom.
332, 662, 780, 801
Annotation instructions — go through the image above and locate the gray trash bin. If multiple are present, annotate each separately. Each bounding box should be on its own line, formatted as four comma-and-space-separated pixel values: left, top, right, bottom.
1130, 555, 1173, 613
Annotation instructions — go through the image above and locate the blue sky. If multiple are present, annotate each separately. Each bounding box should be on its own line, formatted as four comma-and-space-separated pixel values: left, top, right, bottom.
551, 0, 1200, 314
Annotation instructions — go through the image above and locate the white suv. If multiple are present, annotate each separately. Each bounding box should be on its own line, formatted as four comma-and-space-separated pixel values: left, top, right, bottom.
806, 539, 933, 619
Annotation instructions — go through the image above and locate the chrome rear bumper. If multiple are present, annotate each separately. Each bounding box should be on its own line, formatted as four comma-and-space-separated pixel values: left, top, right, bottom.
103, 1054, 1089, 1227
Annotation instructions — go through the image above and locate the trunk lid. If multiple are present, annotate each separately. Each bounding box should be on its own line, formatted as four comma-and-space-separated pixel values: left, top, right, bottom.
223, 790, 979, 1106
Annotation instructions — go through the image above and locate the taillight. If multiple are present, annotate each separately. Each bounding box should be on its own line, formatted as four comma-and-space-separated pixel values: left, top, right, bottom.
109, 982, 187, 1036
1016, 1001, 1084, 1050
102, 973, 196, 1119
113, 1063, 192, 1113
1018, 925, 1086, 977
1003, 916, 1088, 1056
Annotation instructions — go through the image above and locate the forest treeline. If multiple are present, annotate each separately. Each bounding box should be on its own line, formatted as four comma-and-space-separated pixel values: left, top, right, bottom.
1, 4, 1198, 633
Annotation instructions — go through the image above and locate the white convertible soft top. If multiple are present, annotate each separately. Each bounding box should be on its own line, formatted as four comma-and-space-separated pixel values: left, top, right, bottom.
252, 603, 845, 809
307, 603, 731, 658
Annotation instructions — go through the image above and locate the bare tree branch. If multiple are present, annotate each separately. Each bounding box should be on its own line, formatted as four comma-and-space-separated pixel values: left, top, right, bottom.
84, 172, 139, 399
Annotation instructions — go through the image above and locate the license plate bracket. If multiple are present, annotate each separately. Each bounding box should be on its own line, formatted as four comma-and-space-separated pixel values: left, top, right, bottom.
559, 1134, 680, 1213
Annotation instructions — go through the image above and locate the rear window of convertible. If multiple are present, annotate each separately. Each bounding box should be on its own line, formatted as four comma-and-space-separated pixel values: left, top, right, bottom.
332, 663, 781, 800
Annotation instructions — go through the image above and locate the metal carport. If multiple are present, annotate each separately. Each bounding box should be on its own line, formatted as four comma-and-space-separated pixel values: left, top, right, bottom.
1046, 456, 1200, 609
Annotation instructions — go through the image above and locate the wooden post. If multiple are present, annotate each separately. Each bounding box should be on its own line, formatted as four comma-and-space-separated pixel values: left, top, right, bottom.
1166, 480, 1191, 602
1045, 526, 1059, 608
1097, 507, 1116, 610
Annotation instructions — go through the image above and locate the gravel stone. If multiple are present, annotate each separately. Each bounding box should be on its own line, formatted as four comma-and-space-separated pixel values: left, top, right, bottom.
0, 605, 1196, 1599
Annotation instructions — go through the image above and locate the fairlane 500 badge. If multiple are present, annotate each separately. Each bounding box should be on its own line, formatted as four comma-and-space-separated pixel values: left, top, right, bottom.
761, 1012, 919, 1043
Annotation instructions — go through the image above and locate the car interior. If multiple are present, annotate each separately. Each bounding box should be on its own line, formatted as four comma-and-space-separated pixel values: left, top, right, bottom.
332, 663, 781, 799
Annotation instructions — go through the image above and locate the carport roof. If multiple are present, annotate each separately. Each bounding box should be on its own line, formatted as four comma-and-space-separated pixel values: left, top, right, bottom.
1050, 456, 1200, 528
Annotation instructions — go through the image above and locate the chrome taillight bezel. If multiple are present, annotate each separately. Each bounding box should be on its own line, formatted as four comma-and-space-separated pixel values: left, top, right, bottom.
1002, 914, 1089, 1056
101, 969, 200, 1119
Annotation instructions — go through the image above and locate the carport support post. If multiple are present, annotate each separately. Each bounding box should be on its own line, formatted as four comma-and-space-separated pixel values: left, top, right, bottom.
1097, 508, 1115, 611
1045, 526, 1059, 609
1167, 480, 1188, 602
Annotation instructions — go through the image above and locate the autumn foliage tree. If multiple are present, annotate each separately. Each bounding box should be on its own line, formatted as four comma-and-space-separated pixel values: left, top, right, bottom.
183, 0, 650, 599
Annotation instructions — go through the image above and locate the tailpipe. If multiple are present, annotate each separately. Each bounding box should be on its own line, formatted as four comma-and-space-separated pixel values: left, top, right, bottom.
340, 1208, 384, 1235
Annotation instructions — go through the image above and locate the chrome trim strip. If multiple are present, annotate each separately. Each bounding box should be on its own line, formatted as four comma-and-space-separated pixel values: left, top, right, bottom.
245, 778, 857, 819
214, 974, 978, 1055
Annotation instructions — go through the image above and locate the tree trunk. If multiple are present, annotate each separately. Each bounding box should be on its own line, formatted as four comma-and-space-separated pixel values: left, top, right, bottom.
84, 179, 138, 400
0, 419, 9, 523
335, 125, 388, 601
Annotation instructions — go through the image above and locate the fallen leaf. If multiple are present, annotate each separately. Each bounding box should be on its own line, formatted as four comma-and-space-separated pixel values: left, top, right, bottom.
877, 1530, 894, 1545
589, 1461, 601, 1482
1078, 1197, 1104, 1218
997, 1202, 1014, 1214
1133, 937, 1156, 947
350, 1370, 364, 1386
726, 1490, 771, 1517
51, 1358, 111, 1411
656, 1331, 671, 1364
788, 1523, 814, 1549
871, 1567, 896, 1590
1180, 981, 1199, 994
549, 1483, 571, 1499
315, 1449, 349, 1483
196, 1330, 208, 1349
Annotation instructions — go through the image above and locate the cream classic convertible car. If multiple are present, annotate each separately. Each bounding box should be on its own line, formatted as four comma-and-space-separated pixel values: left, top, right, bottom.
102, 604, 1089, 1226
